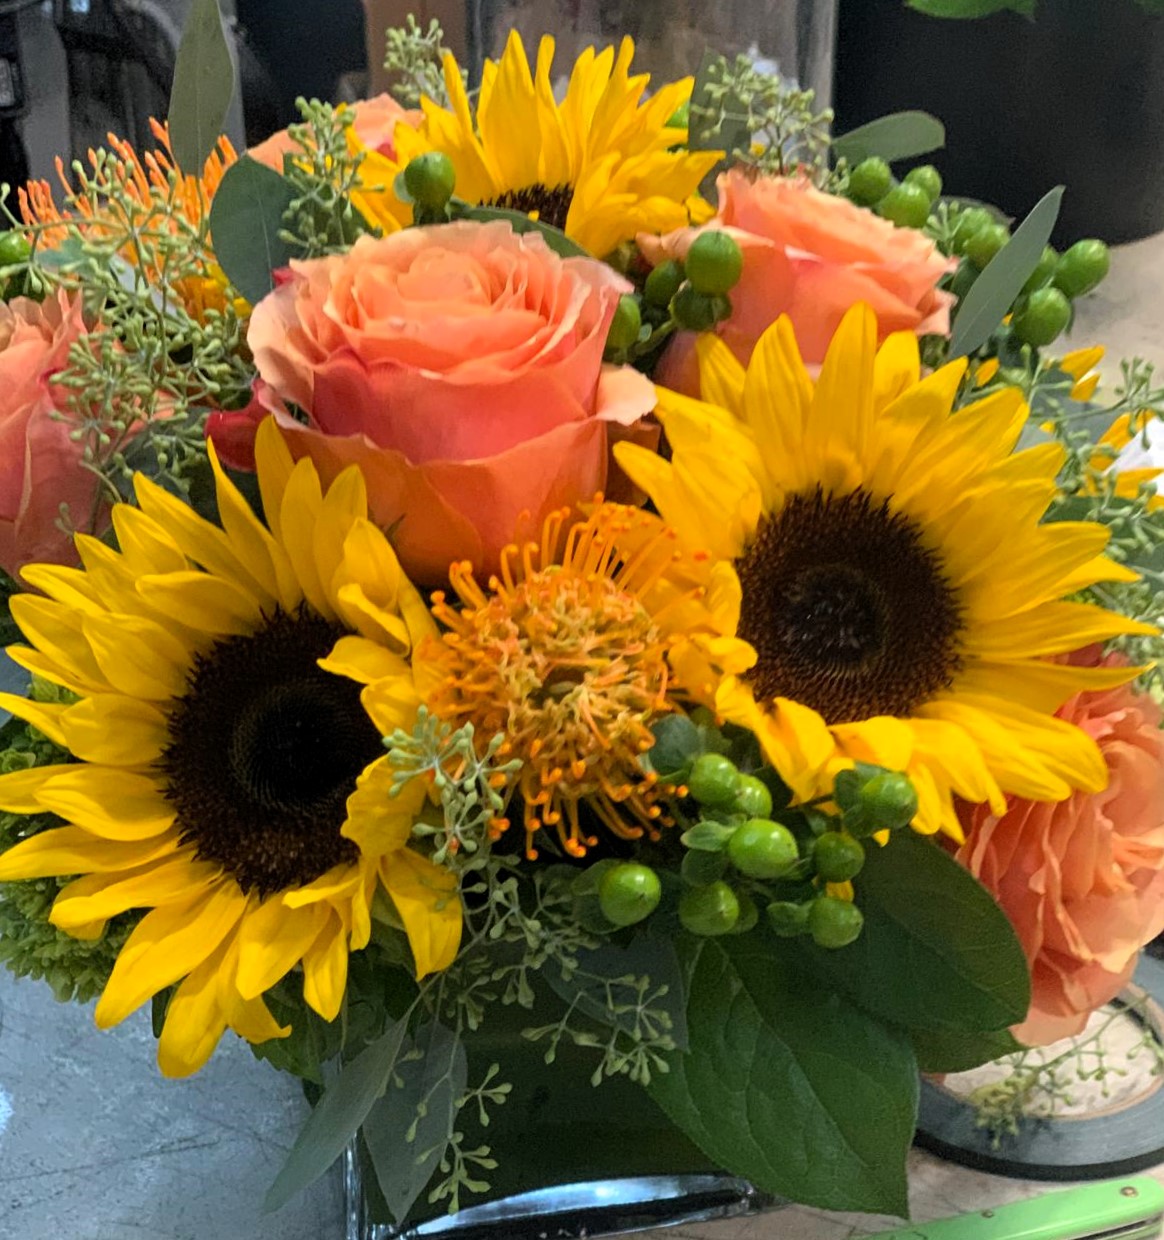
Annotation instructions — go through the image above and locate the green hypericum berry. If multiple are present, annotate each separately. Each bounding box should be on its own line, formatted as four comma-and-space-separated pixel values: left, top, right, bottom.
727, 818, 799, 880
731, 773, 774, 819
904, 164, 942, 203
766, 900, 811, 937
847, 157, 892, 206
644, 259, 685, 308
679, 881, 741, 936
951, 206, 995, 255
857, 772, 919, 833
812, 832, 866, 883
964, 221, 1010, 270
607, 295, 643, 351
670, 283, 722, 332
1053, 239, 1111, 299
0, 231, 31, 266
685, 231, 744, 296
730, 892, 760, 935
647, 713, 702, 782
878, 182, 932, 230
598, 863, 662, 927
1013, 286, 1072, 348
403, 151, 456, 210
1022, 244, 1058, 294
808, 896, 865, 949
687, 753, 741, 808
948, 260, 979, 302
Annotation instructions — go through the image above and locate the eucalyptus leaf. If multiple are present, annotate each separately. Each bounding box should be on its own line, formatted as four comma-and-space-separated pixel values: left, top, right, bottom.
906, 0, 1034, 16
542, 935, 689, 1052
207, 156, 299, 305
649, 936, 916, 1216
264, 1017, 409, 1213
167, 0, 235, 174
363, 1021, 467, 1224
803, 830, 1031, 1034
832, 111, 946, 165
949, 186, 1064, 359
687, 50, 749, 158
458, 205, 591, 259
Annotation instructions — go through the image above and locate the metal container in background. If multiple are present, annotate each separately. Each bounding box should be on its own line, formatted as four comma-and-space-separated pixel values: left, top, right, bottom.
466, 0, 839, 106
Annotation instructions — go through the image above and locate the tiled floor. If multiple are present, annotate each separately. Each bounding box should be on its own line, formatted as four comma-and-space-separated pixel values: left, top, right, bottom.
0, 239, 1161, 1240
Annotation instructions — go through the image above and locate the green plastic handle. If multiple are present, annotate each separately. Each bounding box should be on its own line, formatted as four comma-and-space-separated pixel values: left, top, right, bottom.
863, 1178, 1164, 1240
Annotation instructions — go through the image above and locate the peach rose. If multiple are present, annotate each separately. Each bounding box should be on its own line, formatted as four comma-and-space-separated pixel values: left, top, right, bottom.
0, 291, 110, 581
641, 170, 955, 393
249, 93, 421, 169
228, 222, 656, 585
957, 652, 1164, 1046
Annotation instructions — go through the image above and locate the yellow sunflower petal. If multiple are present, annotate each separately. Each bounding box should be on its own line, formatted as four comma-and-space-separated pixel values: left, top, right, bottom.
0, 693, 68, 747
51, 852, 218, 932
59, 695, 169, 766
35, 768, 174, 840
95, 883, 246, 1028
0, 762, 83, 814
381, 849, 462, 980
301, 915, 349, 1021
319, 635, 413, 686
157, 945, 231, 1079
81, 612, 189, 700
0, 824, 178, 880
234, 898, 328, 1001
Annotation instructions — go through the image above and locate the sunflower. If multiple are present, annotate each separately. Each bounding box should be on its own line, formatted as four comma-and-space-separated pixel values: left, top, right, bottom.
0, 420, 460, 1077
361, 33, 719, 258
615, 304, 1154, 839
416, 502, 752, 859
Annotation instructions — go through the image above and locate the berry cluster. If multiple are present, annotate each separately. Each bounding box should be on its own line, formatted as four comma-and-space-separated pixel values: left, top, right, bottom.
572, 715, 919, 952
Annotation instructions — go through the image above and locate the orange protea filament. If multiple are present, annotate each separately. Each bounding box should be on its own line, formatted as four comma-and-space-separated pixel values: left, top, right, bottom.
425, 504, 688, 860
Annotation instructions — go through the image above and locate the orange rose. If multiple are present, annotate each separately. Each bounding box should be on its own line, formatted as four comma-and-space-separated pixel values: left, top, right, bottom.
249, 93, 421, 169
958, 652, 1164, 1046
0, 291, 109, 581
238, 222, 656, 585
641, 170, 955, 392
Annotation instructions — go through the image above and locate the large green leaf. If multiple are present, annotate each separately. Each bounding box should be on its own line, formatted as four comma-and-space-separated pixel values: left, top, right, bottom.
207, 156, 299, 304
167, 0, 236, 175
805, 831, 1030, 1035
949, 186, 1063, 359
907, 0, 1035, 16
458, 205, 592, 259
363, 1021, 467, 1224
264, 1016, 409, 1212
913, 1025, 1024, 1074
832, 111, 946, 165
649, 936, 917, 1217
542, 934, 689, 1052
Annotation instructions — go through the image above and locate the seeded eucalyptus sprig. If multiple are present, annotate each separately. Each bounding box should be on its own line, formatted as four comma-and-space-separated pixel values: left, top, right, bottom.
381, 16, 464, 109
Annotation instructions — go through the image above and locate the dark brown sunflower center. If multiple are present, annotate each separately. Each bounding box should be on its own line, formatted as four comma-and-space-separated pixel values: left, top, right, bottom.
735, 488, 963, 724
160, 608, 383, 896
485, 183, 574, 232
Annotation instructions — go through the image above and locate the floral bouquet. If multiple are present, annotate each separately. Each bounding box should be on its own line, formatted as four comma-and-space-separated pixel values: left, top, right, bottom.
0, 3, 1161, 1234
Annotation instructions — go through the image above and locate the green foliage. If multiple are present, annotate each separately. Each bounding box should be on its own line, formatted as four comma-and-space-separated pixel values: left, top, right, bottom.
381, 17, 463, 109
457, 205, 592, 258
913, 1025, 1025, 1074
649, 933, 917, 1216
832, 111, 946, 165
167, 0, 236, 174
279, 99, 378, 258
208, 157, 299, 304
688, 51, 834, 184
383, 708, 520, 869
801, 830, 1031, 1035
908, 0, 1034, 15
949, 186, 1064, 358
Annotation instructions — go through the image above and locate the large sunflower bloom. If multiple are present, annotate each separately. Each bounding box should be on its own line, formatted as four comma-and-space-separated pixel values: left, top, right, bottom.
0, 420, 460, 1076
416, 502, 752, 859
367, 33, 719, 258
616, 304, 1154, 839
